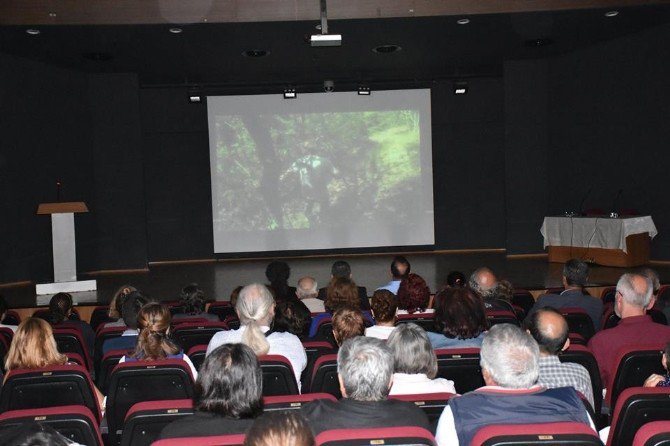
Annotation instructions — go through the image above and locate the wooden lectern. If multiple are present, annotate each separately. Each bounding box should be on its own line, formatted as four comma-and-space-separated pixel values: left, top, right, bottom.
36, 202, 97, 295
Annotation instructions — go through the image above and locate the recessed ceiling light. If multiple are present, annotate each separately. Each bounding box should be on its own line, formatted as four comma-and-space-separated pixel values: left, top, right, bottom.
169, 27, 183, 34
48, 12, 57, 17
457, 18, 470, 25
26, 29, 41, 35
604, 10, 619, 18
525, 38, 553, 47
372, 44, 402, 54
242, 49, 270, 58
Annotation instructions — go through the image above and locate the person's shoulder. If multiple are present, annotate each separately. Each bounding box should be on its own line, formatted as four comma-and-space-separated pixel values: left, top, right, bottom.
269, 330, 302, 343
300, 398, 338, 416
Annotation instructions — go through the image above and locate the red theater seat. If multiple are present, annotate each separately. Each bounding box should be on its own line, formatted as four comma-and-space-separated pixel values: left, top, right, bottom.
471, 422, 600, 446
315, 426, 436, 446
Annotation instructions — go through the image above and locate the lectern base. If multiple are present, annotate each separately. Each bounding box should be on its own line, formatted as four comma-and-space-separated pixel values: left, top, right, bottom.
36, 279, 97, 295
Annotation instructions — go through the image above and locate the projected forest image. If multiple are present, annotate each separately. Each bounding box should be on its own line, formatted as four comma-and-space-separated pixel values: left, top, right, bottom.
211, 110, 423, 231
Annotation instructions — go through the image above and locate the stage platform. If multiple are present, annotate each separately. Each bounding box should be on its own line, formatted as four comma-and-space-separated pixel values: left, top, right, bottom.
1, 251, 669, 318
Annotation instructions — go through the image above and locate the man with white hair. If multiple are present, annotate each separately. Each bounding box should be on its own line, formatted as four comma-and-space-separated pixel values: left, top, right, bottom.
206, 283, 306, 388
300, 336, 429, 435
588, 273, 670, 387
435, 324, 593, 446
296, 276, 325, 313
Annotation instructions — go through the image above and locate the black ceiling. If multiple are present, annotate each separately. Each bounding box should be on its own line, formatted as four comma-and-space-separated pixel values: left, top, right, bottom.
1, 4, 670, 87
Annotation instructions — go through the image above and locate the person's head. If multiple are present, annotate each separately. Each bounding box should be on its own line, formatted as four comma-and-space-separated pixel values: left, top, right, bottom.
132, 302, 180, 361
0, 294, 9, 321
0, 422, 73, 446
496, 279, 514, 302
121, 291, 149, 329
387, 323, 438, 379
325, 277, 359, 313
370, 289, 397, 324
5, 317, 67, 371
179, 283, 207, 314
563, 259, 589, 287
480, 324, 539, 389
640, 267, 661, 309
663, 341, 670, 371
230, 286, 243, 308
615, 272, 654, 317
296, 277, 318, 300
397, 273, 430, 313
337, 336, 394, 401
194, 343, 263, 419
265, 261, 291, 284
236, 284, 276, 356
48, 292, 73, 323
274, 300, 312, 339
390, 256, 411, 280
446, 271, 466, 288
108, 285, 137, 319
524, 307, 570, 356
469, 267, 498, 299
244, 411, 314, 446
433, 287, 488, 339
331, 260, 352, 279
332, 307, 365, 347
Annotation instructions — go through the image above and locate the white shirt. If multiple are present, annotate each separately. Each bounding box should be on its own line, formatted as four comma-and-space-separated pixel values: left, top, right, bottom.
365, 325, 397, 340
118, 354, 198, 381
206, 325, 307, 390
0, 323, 17, 333
434, 386, 596, 446
301, 297, 325, 313
389, 373, 456, 396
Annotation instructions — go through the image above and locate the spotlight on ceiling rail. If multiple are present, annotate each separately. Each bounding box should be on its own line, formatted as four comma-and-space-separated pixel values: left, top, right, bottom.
453, 81, 468, 95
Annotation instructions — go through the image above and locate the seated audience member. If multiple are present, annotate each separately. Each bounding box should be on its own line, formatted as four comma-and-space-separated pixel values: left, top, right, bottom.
206, 284, 306, 388
496, 279, 514, 303
160, 343, 263, 439
229, 286, 243, 308
0, 422, 82, 446
387, 323, 456, 395
107, 285, 137, 322
310, 278, 373, 338
588, 273, 670, 387
332, 307, 365, 347
644, 340, 670, 387
300, 336, 430, 435
317, 261, 370, 311
468, 267, 515, 312
172, 283, 219, 322
0, 294, 18, 332
45, 292, 95, 359
435, 324, 594, 446
102, 291, 148, 354
365, 290, 398, 340
641, 267, 661, 307
296, 276, 325, 313
397, 273, 432, 314
527, 259, 602, 330
274, 299, 312, 340
266, 260, 296, 303
377, 256, 411, 294
428, 287, 488, 349
119, 302, 198, 379
525, 308, 594, 409
446, 271, 466, 288
5, 317, 105, 406
245, 411, 314, 446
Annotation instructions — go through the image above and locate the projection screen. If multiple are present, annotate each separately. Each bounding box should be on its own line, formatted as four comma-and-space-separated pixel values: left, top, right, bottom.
207, 89, 434, 253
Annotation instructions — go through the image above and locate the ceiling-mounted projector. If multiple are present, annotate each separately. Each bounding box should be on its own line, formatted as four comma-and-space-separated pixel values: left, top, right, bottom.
310, 34, 342, 47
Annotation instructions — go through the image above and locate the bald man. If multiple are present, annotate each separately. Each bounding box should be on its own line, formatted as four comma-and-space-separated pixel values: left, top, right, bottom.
588, 273, 670, 388
296, 276, 325, 313
526, 307, 594, 409
468, 267, 515, 313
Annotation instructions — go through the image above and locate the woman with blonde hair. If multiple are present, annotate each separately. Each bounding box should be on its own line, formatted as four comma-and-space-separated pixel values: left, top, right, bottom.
5, 317, 105, 405
119, 302, 198, 378
206, 284, 306, 390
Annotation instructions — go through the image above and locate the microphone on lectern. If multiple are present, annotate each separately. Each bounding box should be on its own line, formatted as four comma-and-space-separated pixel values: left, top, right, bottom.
56, 181, 62, 202
610, 189, 623, 218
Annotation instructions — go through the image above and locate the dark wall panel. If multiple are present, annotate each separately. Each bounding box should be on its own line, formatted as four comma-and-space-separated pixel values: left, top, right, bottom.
547, 23, 670, 258
0, 53, 92, 283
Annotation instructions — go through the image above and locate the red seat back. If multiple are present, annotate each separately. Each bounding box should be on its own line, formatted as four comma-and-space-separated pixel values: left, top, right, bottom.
315, 426, 435, 446
471, 422, 599, 446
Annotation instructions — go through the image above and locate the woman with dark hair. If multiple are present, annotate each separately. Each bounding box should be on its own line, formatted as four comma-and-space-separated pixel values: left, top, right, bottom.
397, 273, 432, 314
274, 300, 312, 340
309, 277, 373, 338
119, 302, 197, 378
172, 283, 219, 322
265, 261, 296, 303
427, 287, 488, 349
44, 292, 95, 359
108, 285, 137, 320
365, 289, 398, 340
446, 271, 466, 288
159, 343, 264, 439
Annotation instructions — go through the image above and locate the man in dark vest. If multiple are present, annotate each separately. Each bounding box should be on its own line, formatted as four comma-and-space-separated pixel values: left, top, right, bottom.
435, 323, 595, 446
